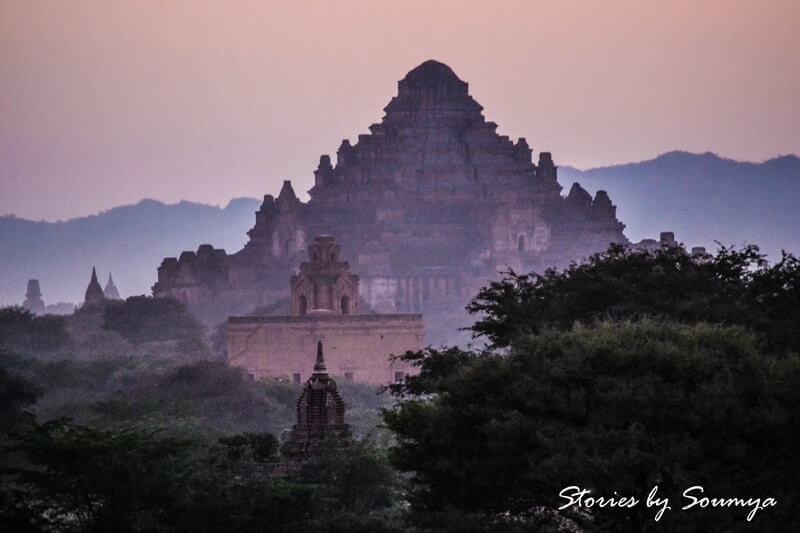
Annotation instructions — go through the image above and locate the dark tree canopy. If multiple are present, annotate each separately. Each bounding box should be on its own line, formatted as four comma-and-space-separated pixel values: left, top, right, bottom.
0, 307, 71, 353
101, 295, 204, 345
0, 349, 39, 430
1, 419, 400, 532
468, 244, 800, 354
384, 322, 800, 531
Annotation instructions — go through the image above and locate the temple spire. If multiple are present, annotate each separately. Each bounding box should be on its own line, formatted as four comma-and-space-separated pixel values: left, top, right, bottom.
104, 272, 121, 300
84, 266, 105, 305
23, 279, 45, 314
314, 341, 327, 373
281, 342, 351, 460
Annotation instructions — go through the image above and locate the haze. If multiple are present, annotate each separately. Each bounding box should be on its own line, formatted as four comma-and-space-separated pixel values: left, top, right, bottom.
2, 0, 799, 221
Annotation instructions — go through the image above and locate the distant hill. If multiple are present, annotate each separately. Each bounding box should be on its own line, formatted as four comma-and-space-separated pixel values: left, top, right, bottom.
0, 198, 260, 307
560, 151, 800, 259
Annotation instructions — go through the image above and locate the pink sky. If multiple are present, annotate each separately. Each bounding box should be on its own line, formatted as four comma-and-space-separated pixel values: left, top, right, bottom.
2, 0, 799, 220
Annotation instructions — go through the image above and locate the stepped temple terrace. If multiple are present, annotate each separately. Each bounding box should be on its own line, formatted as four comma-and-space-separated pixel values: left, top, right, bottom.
153, 60, 626, 338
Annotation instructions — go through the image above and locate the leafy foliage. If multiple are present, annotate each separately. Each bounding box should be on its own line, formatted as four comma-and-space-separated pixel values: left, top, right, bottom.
32, 357, 297, 440
384, 322, 800, 531
295, 438, 399, 516
101, 296, 205, 345
468, 244, 800, 354
1, 419, 403, 532
0, 419, 319, 532
0, 307, 71, 354
0, 349, 39, 431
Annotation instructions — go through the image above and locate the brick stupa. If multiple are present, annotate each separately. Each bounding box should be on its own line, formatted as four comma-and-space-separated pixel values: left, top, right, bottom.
281, 341, 351, 459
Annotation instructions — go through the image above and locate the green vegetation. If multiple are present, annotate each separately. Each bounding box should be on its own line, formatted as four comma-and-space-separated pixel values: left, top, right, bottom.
468, 243, 800, 353
383, 244, 800, 531
2, 244, 798, 531
2, 419, 398, 532
102, 296, 205, 345
385, 322, 799, 531
0, 307, 71, 354
0, 295, 398, 531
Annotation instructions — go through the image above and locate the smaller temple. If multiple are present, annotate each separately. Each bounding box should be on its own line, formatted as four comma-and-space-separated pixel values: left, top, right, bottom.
281, 341, 351, 459
104, 273, 121, 300
23, 279, 45, 315
290, 235, 358, 316
84, 267, 105, 306
227, 234, 424, 384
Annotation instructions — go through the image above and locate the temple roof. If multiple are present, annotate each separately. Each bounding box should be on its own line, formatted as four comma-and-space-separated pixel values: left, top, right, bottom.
84, 267, 105, 305
384, 59, 483, 120
104, 272, 121, 300
399, 60, 467, 93
313, 340, 327, 374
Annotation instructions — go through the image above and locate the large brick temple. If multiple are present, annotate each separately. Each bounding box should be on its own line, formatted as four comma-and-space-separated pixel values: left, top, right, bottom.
153, 60, 627, 338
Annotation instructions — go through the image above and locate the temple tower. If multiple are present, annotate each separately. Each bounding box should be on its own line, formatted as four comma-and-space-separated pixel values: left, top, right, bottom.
23, 279, 45, 315
84, 267, 105, 306
290, 235, 359, 316
104, 273, 121, 300
281, 341, 351, 459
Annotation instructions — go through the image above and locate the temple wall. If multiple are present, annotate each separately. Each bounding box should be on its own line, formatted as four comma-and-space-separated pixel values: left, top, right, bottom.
360, 274, 472, 313
226, 314, 424, 385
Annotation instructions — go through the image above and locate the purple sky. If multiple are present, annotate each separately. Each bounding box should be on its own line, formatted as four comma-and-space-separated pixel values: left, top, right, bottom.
2, 0, 799, 221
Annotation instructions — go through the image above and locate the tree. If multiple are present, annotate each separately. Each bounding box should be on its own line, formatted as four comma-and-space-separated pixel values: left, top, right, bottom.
383, 321, 800, 532
101, 296, 205, 346
1, 419, 197, 531
0, 365, 38, 432
0, 307, 71, 354
467, 244, 800, 354
295, 438, 399, 515
1, 420, 319, 532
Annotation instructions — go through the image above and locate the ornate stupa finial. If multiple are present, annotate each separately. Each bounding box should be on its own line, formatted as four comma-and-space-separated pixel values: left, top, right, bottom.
314, 341, 327, 373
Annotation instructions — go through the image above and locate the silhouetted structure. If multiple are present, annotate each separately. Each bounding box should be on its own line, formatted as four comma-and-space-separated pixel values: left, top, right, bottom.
104, 273, 121, 300
154, 60, 627, 328
23, 279, 45, 314
281, 341, 351, 459
84, 267, 105, 305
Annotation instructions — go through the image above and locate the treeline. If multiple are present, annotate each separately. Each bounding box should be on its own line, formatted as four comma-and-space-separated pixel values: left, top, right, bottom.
2, 244, 800, 531
384, 244, 800, 532
1, 297, 397, 531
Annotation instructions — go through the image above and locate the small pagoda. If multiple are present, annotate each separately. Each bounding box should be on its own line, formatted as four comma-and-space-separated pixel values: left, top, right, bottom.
281, 341, 351, 459
84, 267, 105, 306
104, 273, 121, 300
23, 279, 45, 314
